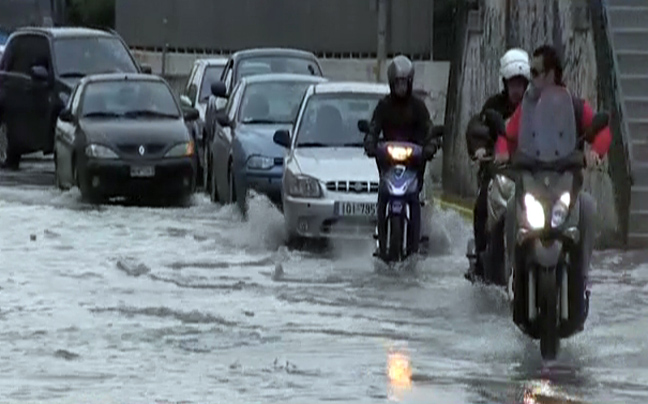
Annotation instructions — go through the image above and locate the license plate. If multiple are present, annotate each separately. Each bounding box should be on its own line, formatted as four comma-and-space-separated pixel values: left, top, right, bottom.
130, 166, 155, 177
337, 202, 377, 216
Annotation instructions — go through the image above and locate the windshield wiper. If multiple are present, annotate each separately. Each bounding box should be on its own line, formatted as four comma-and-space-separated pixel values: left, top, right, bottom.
124, 110, 179, 119
82, 111, 122, 118
59, 72, 86, 78
340, 142, 364, 147
297, 142, 328, 148
241, 118, 290, 124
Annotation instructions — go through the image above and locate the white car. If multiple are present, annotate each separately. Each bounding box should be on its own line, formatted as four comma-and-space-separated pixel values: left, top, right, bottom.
273, 81, 432, 242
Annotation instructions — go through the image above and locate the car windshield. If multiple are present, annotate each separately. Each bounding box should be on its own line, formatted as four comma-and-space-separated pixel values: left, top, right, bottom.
236, 56, 321, 81
295, 93, 384, 147
238, 81, 313, 124
54, 37, 139, 77
81, 80, 180, 119
199, 65, 225, 102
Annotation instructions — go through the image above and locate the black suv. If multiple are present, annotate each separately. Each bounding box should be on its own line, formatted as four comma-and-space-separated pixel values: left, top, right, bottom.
0, 27, 151, 168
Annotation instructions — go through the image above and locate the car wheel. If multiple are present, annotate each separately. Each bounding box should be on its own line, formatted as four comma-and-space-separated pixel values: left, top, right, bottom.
210, 160, 219, 203
54, 151, 66, 190
0, 121, 20, 169
228, 164, 236, 204
202, 137, 210, 192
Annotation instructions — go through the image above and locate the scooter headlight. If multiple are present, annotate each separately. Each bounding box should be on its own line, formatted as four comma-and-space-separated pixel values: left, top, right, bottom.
551, 192, 571, 228
387, 145, 413, 161
524, 193, 545, 230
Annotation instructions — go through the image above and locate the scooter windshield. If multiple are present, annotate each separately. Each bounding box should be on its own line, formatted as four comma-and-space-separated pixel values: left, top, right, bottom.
516, 85, 577, 163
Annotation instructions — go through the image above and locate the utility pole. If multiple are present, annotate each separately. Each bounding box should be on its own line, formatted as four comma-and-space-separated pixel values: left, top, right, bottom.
376, 0, 388, 82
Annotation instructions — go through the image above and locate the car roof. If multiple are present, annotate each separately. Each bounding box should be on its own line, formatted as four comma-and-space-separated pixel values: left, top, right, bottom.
232, 47, 318, 61
13, 26, 115, 39
241, 73, 328, 84
80, 73, 165, 85
195, 57, 228, 66
311, 81, 390, 94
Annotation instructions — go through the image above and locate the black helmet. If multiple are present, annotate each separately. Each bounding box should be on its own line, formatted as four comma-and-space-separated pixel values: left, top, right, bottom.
387, 55, 414, 98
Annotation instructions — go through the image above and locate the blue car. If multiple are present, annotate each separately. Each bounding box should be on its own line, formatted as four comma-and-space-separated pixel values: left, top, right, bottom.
208, 73, 327, 213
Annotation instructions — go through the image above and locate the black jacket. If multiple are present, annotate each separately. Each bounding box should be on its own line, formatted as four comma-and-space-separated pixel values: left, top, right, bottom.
363, 94, 437, 158
465, 92, 517, 156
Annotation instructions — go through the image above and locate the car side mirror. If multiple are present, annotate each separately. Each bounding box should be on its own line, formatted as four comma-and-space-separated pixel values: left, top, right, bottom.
431, 125, 445, 138
211, 81, 228, 98
59, 108, 73, 122
357, 119, 370, 134
216, 111, 231, 127
273, 129, 291, 148
30, 65, 49, 81
140, 63, 152, 74
180, 95, 193, 108
183, 107, 199, 121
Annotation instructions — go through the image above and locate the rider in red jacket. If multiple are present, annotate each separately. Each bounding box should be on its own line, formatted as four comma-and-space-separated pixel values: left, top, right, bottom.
495, 45, 609, 323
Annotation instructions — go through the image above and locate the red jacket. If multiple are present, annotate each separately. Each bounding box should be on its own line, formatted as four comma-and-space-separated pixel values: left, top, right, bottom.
495, 99, 612, 157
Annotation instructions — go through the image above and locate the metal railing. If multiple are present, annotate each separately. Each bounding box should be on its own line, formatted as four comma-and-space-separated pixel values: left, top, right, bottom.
589, 0, 633, 243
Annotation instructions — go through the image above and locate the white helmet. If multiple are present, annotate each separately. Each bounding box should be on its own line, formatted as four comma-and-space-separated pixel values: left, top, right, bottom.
500, 48, 531, 81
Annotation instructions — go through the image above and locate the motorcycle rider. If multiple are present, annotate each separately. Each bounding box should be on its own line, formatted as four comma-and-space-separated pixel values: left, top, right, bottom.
495, 44, 611, 316
465, 48, 531, 279
363, 55, 439, 257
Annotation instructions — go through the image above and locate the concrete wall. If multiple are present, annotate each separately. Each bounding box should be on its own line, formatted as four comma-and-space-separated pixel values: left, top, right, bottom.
444, 0, 618, 246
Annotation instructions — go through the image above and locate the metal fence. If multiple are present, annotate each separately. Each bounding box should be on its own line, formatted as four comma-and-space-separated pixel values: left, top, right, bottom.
116, 0, 454, 60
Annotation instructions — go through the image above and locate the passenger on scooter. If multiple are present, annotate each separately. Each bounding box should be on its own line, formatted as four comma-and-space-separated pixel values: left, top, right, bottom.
465, 48, 530, 279
363, 55, 439, 256
495, 45, 611, 302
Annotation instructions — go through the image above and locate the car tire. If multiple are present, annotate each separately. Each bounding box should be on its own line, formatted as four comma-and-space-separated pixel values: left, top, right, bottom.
0, 120, 20, 170
75, 162, 101, 204
210, 160, 219, 203
54, 151, 67, 190
228, 163, 236, 204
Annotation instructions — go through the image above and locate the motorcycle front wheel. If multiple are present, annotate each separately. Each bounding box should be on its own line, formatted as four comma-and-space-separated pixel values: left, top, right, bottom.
388, 215, 404, 261
539, 267, 560, 360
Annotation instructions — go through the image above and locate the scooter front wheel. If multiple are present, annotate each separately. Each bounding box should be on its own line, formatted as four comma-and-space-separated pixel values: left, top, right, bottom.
539, 267, 560, 360
388, 215, 404, 261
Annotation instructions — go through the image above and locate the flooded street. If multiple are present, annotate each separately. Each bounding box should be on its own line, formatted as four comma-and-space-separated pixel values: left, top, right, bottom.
1, 158, 648, 404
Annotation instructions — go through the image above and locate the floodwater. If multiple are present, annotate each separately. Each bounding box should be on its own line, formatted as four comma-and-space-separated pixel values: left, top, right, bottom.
0, 158, 647, 404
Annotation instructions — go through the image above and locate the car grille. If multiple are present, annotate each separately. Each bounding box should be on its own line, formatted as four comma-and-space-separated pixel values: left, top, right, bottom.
326, 180, 378, 193
116, 143, 167, 157
274, 157, 283, 166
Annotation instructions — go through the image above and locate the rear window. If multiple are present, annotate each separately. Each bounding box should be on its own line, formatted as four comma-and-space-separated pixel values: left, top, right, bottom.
236, 56, 321, 81
54, 36, 139, 76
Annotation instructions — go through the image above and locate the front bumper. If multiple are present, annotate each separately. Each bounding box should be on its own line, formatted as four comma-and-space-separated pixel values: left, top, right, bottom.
283, 193, 377, 239
84, 157, 196, 198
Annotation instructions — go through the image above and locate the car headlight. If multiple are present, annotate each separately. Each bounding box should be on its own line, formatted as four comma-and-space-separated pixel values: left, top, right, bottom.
85, 144, 118, 159
523, 193, 545, 230
285, 171, 321, 198
551, 192, 571, 228
247, 155, 274, 170
165, 141, 194, 157
387, 145, 413, 161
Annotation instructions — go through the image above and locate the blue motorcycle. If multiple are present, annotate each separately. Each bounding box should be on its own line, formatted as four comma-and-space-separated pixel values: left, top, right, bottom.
358, 120, 441, 265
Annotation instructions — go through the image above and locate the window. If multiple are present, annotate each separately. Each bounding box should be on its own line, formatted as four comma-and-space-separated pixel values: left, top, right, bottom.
53, 36, 139, 76
236, 56, 321, 81
295, 93, 383, 147
199, 65, 225, 103
184, 64, 199, 95
6, 34, 50, 75
80, 80, 180, 118
226, 81, 243, 122
237, 80, 314, 124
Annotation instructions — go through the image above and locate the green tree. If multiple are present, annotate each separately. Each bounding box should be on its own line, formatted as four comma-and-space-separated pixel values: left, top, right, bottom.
66, 0, 115, 28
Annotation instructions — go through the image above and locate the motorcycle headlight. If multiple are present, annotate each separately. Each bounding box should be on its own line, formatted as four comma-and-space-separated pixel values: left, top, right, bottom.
247, 155, 274, 170
523, 193, 545, 230
165, 141, 194, 157
286, 171, 321, 198
387, 145, 413, 161
85, 144, 118, 159
551, 192, 571, 228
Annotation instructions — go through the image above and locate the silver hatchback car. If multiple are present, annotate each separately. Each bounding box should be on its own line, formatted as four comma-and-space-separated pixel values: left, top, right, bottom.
273, 82, 397, 241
